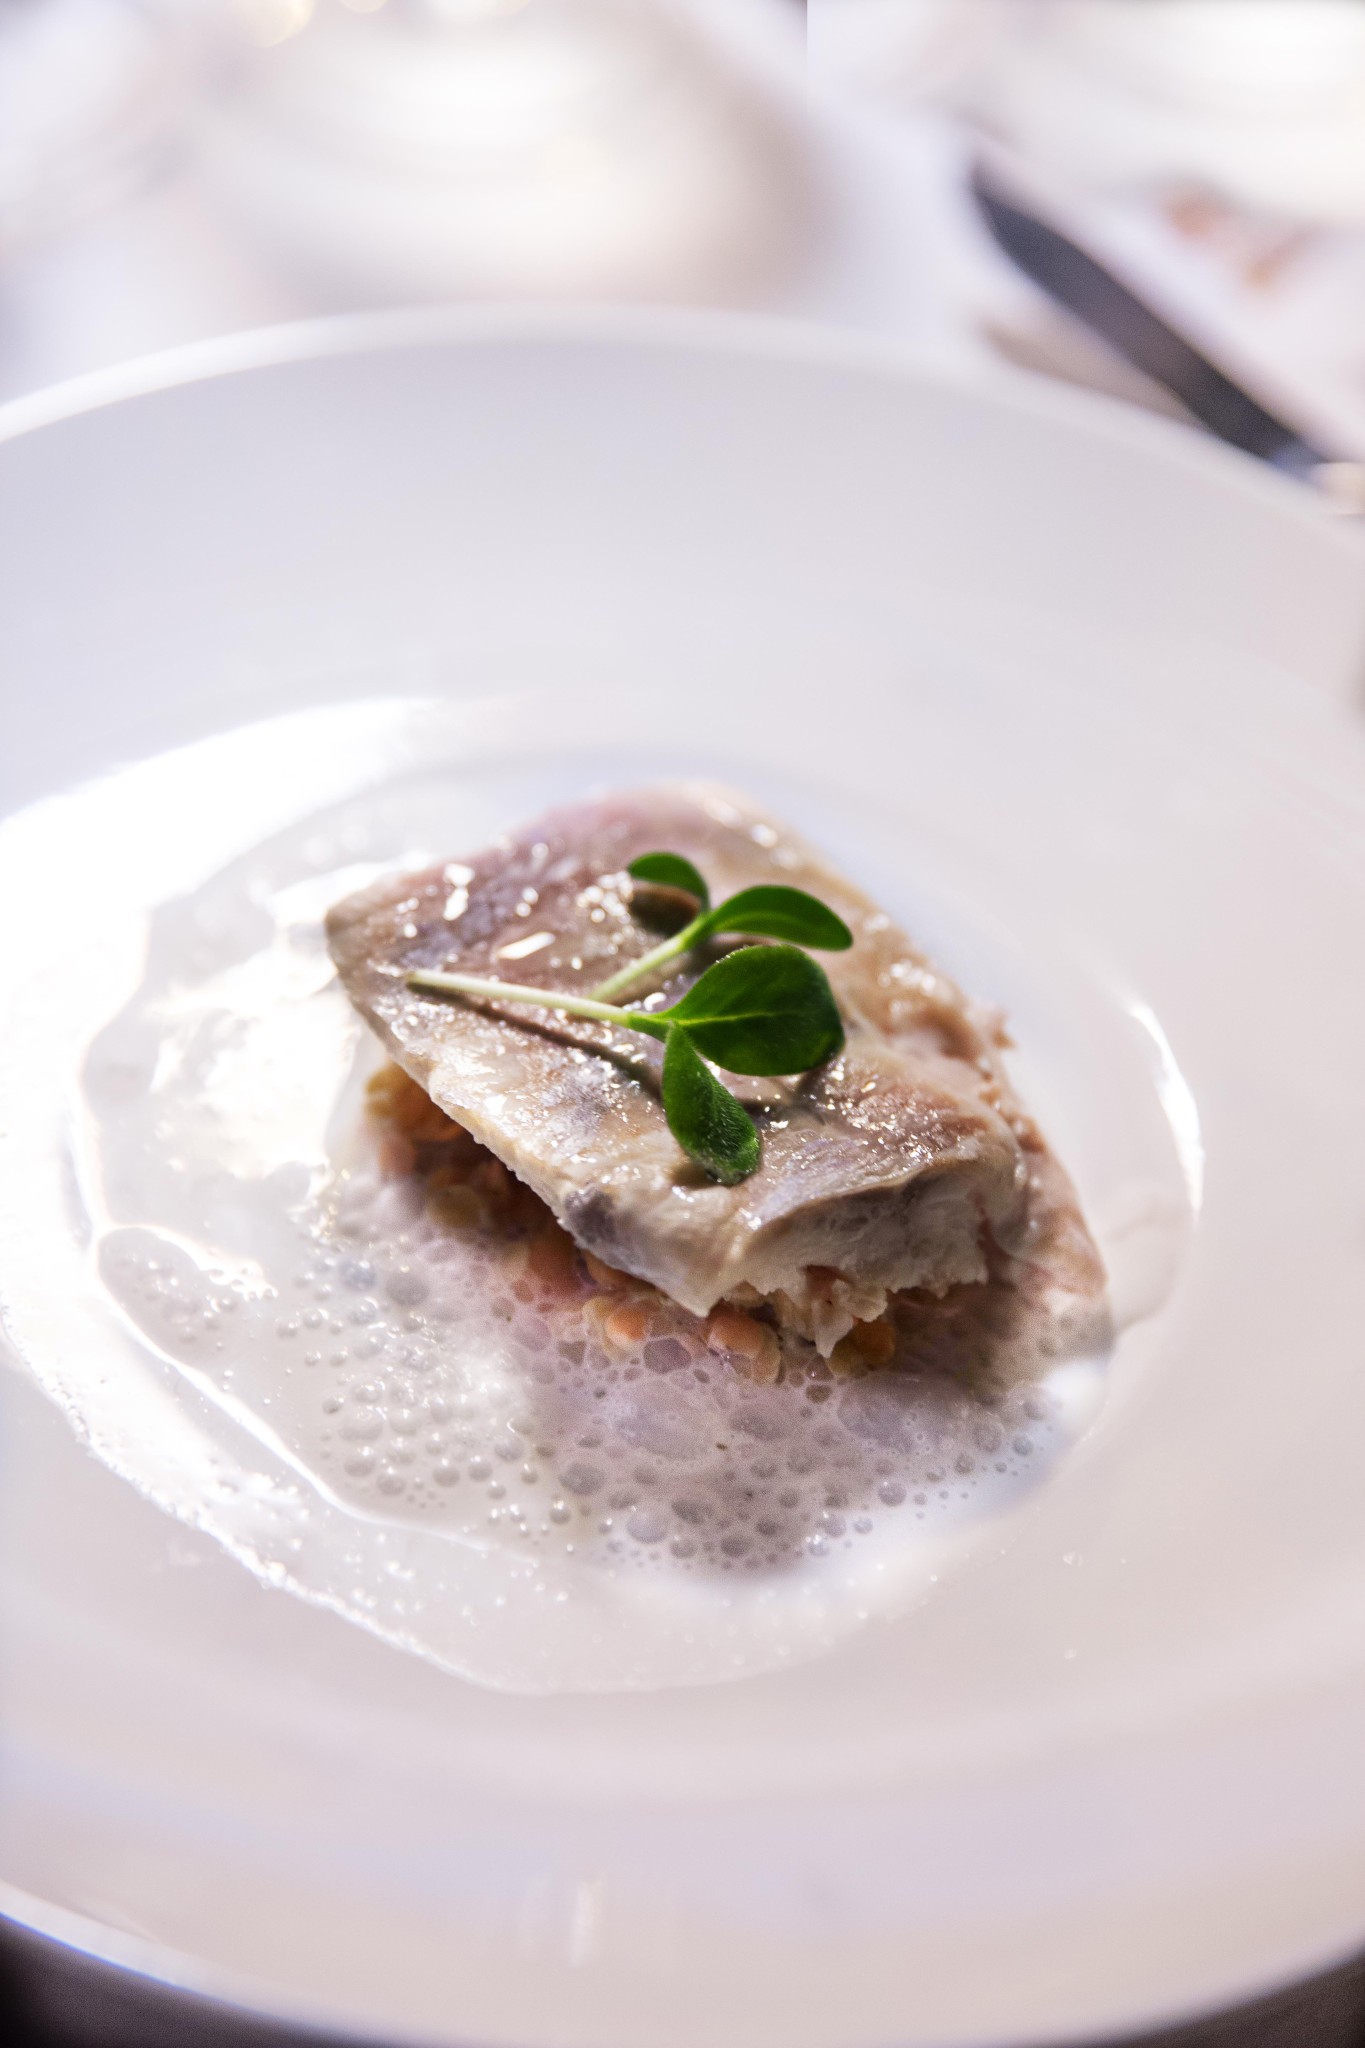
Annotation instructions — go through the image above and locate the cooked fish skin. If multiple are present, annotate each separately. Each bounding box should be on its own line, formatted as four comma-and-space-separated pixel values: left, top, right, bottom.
325, 784, 1100, 1351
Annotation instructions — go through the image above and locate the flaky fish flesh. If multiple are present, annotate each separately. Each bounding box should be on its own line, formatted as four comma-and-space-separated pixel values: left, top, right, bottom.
326, 786, 1105, 1354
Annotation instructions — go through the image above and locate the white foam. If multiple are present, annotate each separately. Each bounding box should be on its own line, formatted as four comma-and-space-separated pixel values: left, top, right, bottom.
74, 770, 1106, 1688
0, 710, 1116, 1692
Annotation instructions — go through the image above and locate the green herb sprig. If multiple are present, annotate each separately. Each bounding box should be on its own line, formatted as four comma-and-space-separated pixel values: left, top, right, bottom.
589, 851, 852, 1002
406, 943, 843, 1185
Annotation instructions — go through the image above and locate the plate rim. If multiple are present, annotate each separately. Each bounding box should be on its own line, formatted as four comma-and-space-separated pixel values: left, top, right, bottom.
4, 302, 1365, 2048
5, 1872, 1363, 2048
0, 298, 1361, 570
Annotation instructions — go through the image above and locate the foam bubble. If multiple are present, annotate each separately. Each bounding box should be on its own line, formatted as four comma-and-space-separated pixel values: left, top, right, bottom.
72, 773, 1111, 1691
99, 1150, 1087, 1595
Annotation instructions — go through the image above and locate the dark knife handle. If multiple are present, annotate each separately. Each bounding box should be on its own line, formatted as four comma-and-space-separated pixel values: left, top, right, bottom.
971, 163, 1332, 481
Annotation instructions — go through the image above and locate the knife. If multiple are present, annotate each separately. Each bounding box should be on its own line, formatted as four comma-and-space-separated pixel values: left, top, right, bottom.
970, 159, 1341, 487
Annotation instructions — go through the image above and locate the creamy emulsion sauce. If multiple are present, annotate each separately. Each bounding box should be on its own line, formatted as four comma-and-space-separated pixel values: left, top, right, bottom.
1, 706, 1148, 1694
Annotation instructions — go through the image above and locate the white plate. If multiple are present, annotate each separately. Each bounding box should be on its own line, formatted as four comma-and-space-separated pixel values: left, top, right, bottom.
2, 308, 1365, 2048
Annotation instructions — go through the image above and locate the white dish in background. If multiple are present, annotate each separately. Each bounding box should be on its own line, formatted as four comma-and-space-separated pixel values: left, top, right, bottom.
1, 308, 1364, 2048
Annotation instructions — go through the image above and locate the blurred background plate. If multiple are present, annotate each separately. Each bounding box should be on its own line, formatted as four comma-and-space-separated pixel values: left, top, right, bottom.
2, 308, 1365, 2048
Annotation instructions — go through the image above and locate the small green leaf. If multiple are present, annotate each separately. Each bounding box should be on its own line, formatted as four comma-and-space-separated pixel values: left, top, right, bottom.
661, 1026, 760, 1184
698, 884, 852, 952
596, 858, 853, 1004
660, 945, 845, 1076
628, 852, 710, 910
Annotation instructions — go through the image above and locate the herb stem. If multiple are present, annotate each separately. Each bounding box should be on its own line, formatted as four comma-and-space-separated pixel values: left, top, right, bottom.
590, 917, 708, 1002
406, 942, 844, 1186
406, 967, 666, 1039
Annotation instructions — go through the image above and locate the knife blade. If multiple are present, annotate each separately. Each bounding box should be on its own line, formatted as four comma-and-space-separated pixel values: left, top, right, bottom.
970, 160, 1334, 483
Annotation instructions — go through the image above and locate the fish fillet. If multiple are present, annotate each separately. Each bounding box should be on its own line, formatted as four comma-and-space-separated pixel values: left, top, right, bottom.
326, 785, 1103, 1353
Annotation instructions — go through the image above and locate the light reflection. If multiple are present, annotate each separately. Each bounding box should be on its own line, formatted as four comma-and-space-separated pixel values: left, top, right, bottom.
496, 929, 555, 960
970, 0, 1365, 221
813, 0, 1365, 222
1053, 0, 1365, 116
1128, 1000, 1204, 1215
426, 0, 534, 20
236, 0, 315, 49
198, 0, 812, 303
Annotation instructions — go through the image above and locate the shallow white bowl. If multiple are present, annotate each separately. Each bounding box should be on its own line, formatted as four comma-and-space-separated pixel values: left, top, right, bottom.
1, 308, 1364, 2048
